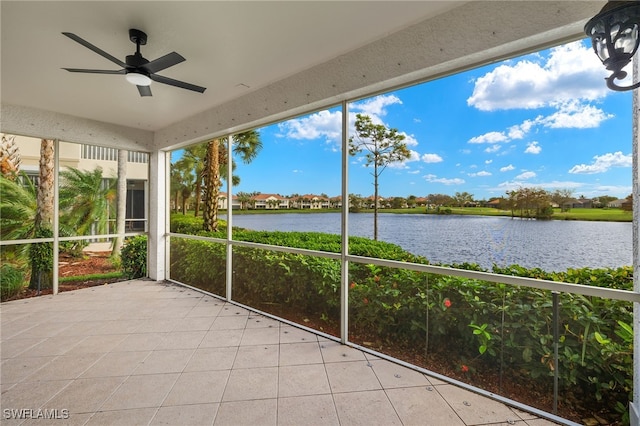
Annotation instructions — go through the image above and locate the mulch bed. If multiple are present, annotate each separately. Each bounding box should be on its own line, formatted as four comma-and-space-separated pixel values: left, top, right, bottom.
4, 252, 123, 302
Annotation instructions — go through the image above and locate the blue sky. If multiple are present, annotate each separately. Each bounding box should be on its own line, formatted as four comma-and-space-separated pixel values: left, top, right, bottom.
226, 39, 633, 201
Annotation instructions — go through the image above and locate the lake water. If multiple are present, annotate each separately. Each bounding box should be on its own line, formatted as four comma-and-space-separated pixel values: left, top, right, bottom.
225, 212, 633, 271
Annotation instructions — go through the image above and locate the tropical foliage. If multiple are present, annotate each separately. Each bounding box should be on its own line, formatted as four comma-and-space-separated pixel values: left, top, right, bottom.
58, 167, 115, 236
167, 213, 633, 424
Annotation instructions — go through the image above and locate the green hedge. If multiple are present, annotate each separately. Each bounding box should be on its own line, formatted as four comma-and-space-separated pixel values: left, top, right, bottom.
167, 214, 632, 422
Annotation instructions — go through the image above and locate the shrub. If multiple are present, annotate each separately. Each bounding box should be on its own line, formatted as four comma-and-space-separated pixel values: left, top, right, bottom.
0, 263, 25, 300
167, 225, 632, 423
121, 235, 147, 279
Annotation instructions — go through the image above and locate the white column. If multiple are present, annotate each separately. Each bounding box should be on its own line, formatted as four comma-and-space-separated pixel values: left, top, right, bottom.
148, 149, 167, 281
340, 101, 350, 343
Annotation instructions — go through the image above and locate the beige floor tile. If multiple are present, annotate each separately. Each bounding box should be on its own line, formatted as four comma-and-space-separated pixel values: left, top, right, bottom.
86, 407, 157, 425
217, 306, 251, 317
80, 351, 149, 378
22, 335, 85, 357
20, 412, 92, 426
154, 330, 206, 350
279, 341, 323, 366
111, 332, 164, 352
214, 399, 277, 426
211, 315, 248, 330
150, 403, 218, 426
369, 358, 431, 388
325, 361, 381, 393
187, 306, 225, 318
135, 318, 179, 333
1, 337, 46, 359
25, 353, 103, 382
245, 315, 281, 329
163, 370, 230, 405
280, 326, 318, 343
436, 384, 523, 425
171, 316, 216, 332
100, 373, 179, 410
132, 349, 194, 375
240, 327, 280, 346
278, 364, 331, 397
1, 356, 55, 384
333, 390, 402, 426
184, 347, 238, 372
277, 394, 339, 426
386, 386, 464, 425
1, 379, 72, 412
64, 334, 127, 355
91, 319, 143, 335
46, 376, 128, 414
200, 329, 243, 348
222, 367, 278, 402
320, 341, 367, 363
233, 344, 279, 368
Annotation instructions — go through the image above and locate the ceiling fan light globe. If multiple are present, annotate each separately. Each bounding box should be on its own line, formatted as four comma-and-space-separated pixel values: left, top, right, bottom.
125, 72, 152, 86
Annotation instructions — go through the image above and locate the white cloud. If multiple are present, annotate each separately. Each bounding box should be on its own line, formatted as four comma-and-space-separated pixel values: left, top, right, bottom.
469, 171, 492, 177
467, 41, 608, 112
495, 180, 582, 192
423, 174, 465, 185
468, 131, 508, 144
500, 164, 515, 172
538, 101, 613, 129
524, 141, 541, 154
568, 151, 632, 174
484, 144, 501, 153
507, 120, 535, 139
485, 160, 493, 164
352, 94, 402, 117
515, 171, 536, 180
401, 133, 419, 147
468, 102, 611, 150
278, 109, 342, 142
421, 153, 443, 163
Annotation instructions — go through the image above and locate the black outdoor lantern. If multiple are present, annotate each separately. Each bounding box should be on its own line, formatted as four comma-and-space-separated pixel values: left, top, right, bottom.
585, 0, 640, 91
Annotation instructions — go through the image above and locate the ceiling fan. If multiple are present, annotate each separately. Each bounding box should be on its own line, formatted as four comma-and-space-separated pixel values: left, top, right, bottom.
62, 28, 206, 97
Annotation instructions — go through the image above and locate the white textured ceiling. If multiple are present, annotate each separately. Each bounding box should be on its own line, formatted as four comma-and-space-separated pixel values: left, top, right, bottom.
1, 1, 605, 151
1, 1, 462, 131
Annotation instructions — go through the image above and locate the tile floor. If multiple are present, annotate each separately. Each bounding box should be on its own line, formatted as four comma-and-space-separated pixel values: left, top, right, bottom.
1, 280, 560, 425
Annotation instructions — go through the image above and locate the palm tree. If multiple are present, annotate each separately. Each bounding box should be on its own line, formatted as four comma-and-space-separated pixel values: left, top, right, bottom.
236, 191, 254, 210
30, 139, 55, 290
0, 173, 37, 242
0, 134, 22, 180
58, 167, 115, 236
111, 149, 127, 259
202, 131, 263, 231
182, 143, 207, 217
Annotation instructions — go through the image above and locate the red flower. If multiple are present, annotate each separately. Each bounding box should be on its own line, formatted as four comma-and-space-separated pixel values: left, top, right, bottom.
443, 298, 452, 308
350, 282, 356, 289
461, 364, 469, 373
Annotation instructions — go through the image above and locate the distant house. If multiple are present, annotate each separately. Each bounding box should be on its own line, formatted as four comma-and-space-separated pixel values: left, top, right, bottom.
291, 194, 329, 209
485, 199, 503, 209
563, 198, 593, 209
608, 199, 627, 208
252, 193, 290, 209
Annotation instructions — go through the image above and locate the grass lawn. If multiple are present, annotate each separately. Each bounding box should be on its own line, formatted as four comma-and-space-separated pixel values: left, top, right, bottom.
178, 207, 632, 222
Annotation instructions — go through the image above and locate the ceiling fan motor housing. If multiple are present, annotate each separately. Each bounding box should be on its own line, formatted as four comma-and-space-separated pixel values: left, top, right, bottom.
129, 28, 147, 45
